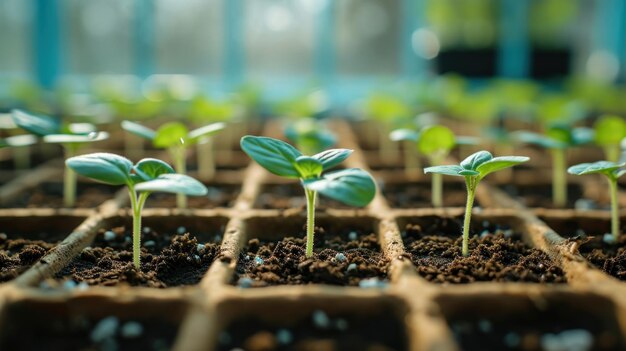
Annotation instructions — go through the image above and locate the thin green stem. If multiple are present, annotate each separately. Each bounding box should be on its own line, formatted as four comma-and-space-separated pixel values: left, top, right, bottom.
609, 177, 620, 242
13, 146, 30, 170
403, 141, 420, 177
171, 146, 187, 209
462, 177, 478, 257
551, 148, 567, 208
430, 155, 444, 207
305, 187, 317, 258
63, 144, 78, 208
197, 137, 215, 180
130, 190, 150, 269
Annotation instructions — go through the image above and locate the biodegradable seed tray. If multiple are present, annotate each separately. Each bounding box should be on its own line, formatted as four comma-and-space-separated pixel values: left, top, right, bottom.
0, 120, 625, 351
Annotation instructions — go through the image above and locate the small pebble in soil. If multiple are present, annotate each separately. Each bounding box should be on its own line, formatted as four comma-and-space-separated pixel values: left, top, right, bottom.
197, 243, 205, 252
121, 321, 143, 338
348, 231, 358, 241
177, 226, 186, 235
346, 263, 357, 272
0, 233, 7, 241
254, 256, 264, 265
336, 318, 349, 331
480, 230, 490, 238
143, 227, 151, 234
90, 316, 119, 343
478, 319, 492, 333
335, 252, 347, 262
104, 230, 116, 241
312, 310, 330, 329
276, 328, 293, 345
144, 240, 156, 248
603, 233, 615, 244
237, 277, 253, 288
504, 332, 521, 347
575, 199, 596, 211
540, 329, 593, 351
358, 277, 388, 289
62, 280, 77, 290
214, 235, 222, 242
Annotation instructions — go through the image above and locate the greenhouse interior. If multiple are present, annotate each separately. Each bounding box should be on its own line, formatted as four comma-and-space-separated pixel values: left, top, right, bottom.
1, 0, 626, 350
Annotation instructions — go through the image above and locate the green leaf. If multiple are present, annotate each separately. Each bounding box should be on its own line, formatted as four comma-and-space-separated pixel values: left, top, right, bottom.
11, 109, 60, 136
134, 158, 175, 181
389, 128, 419, 142
476, 156, 529, 179
594, 115, 626, 146
67, 123, 97, 135
294, 156, 323, 179
153, 122, 188, 148
135, 173, 208, 196
66, 153, 133, 185
571, 127, 593, 146
43, 131, 109, 144
460, 151, 493, 171
514, 131, 565, 149
311, 149, 352, 171
424, 165, 466, 176
417, 125, 456, 156
568, 161, 625, 178
121, 120, 157, 140
240, 135, 302, 178
188, 122, 226, 144
303, 168, 376, 207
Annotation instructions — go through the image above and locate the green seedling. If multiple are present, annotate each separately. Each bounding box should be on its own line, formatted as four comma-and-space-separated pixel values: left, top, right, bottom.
284, 119, 337, 156
594, 115, 626, 162
425, 151, 529, 256
365, 94, 411, 163
241, 136, 376, 258
11, 109, 109, 207
121, 120, 224, 208
515, 125, 592, 207
391, 125, 458, 207
568, 161, 626, 243
66, 153, 208, 268
0, 134, 38, 169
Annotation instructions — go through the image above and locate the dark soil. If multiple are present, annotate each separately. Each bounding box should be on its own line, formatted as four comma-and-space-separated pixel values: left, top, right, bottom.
232, 228, 388, 287
2, 182, 120, 208
382, 182, 473, 208
446, 296, 624, 351
56, 226, 223, 288
0, 307, 178, 351
218, 311, 406, 351
497, 183, 584, 209
0, 233, 56, 282
254, 184, 351, 210
402, 217, 566, 284
145, 184, 240, 208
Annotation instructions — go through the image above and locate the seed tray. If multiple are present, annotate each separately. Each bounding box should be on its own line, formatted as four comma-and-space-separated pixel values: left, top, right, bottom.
0, 120, 625, 350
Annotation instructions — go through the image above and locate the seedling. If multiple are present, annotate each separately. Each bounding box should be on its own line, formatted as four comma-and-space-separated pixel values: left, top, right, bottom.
594, 115, 626, 162
568, 161, 626, 243
66, 153, 208, 268
121, 120, 224, 208
241, 136, 376, 258
365, 94, 411, 163
11, 109, 109, 207
284, 119, 337, 155
0, 134, 38, 169
515, 125, 592, 207
425, 151, 529, 256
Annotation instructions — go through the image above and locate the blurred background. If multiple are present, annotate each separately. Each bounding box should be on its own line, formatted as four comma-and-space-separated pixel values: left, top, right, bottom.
0, 0, 624, 113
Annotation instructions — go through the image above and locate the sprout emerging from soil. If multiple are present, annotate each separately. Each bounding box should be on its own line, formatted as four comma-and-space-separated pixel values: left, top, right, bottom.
515, 125, 592, 207
241, 136, 376, 258
568, 161, 626, 243
11, 109, 109, 207
121, 120, 224, 208
66, 153, 208, 268
425, 151, 529, 256
593, 115, 626, 162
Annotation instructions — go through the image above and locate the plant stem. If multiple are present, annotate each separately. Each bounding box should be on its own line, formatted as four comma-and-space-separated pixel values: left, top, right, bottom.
606, 145, 620, 163
609, 177, 620, 242
379, 124, 399, 164
13, 146, 30, 170
130, 189, 149, 269
171, 146, 187, 209
551, 148, 567, 208
63, 144, 78, 208
462, 177, 478, 257
305, 187, 317, 258
432, 173, 443, 207
197, 137, 215, 180
403, 141, 421, 177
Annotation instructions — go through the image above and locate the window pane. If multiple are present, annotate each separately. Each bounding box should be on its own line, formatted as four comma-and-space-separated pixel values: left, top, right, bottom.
336, 0, 401, 76
155, 0, 223, 75
244, 0, 315, 80
64, 0, 133, 74
0, 0, 32, 74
